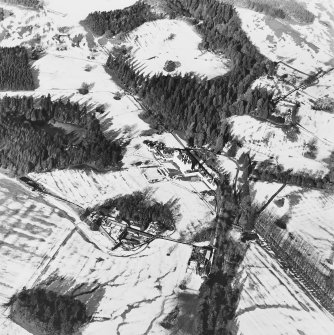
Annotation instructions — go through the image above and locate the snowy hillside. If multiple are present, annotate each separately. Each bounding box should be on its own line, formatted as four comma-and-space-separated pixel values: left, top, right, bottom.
252, 181, 334, 260
236, 0, 334, 73
235, 242, 334, 335
0, 0, 333, 334
124, 19, 231, 78
0, 174, 74, 332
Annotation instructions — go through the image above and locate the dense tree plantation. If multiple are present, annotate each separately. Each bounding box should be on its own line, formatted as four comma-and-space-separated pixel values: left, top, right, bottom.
107, 0, 276, 148
0, 47, 35, 90
1, 0, 40, 8
6, 287, 89, 335
0, 95, 122, 174
84, 1, 162, 36
92, 190, 179, 231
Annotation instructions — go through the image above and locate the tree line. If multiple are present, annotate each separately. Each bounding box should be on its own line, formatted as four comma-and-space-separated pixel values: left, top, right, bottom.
107, 0, 276, 149
0, 95, 122, 175
0, 47, 34, 91
224, 138, 334, 190
84, 1, 162, 36
5, 287, 89, 335
251, 159, 333, 190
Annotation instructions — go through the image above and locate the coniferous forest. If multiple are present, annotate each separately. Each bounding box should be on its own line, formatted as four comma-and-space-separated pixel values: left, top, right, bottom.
106, 0, 276, 149
84, 1, 162, 36
6, 287, 89, 335
0, 47, 35, 91
91, 190, 179, 231
0, 95, 122, 174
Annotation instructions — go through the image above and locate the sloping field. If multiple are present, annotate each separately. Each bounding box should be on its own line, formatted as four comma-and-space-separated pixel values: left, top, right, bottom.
0, 173, 74, 331
0, 0, 151, 141
45, 0, 138, 25
252, 181, 334, 260
125, 19, 231, 79
235, 242, 334, 335
297, 101, 334, 145
229, 115, 330, 177
30, 167, 214, 238
236, 0, 334, 73
29, 231, 199, 335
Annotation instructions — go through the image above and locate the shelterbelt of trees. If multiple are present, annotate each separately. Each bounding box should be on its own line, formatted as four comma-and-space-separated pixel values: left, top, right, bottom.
0, 47, 35, 90
84, 1, 162, 36
0, 95, 122, 175
106, 0, 276, 149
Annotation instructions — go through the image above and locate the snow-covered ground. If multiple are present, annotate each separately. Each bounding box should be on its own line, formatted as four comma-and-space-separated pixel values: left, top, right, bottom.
297, 97, 334, 145
0, 1, 151, 140
124, 19, 231, 79
29, 230, 200, 335
0, 0, 333, 333
236, 242, 334, 335
0, 172, 202, 335
251, 69, 334, 168
229, 115, 331, 177
236, 0, 334, 73
0, 173, 74, 332
29, 166, 214, 239
251, 181, 334, 260
45, 0, 138, 26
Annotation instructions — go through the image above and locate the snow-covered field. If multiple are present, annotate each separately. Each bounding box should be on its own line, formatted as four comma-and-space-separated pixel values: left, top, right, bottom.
236, 242, 334, 335
30, 166, 214, 238
236, 0, 334, 73
0, 173, 202, 335
0, 1, 151, 140
124, 19, 231, 79
31, 231, 200, 335
297, 98, 334, 145
45, 0, 138, 26
251, 181, 334, 260
0, 173, 74, 332
251, 72, 334, 171
229, 115, 331, 177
